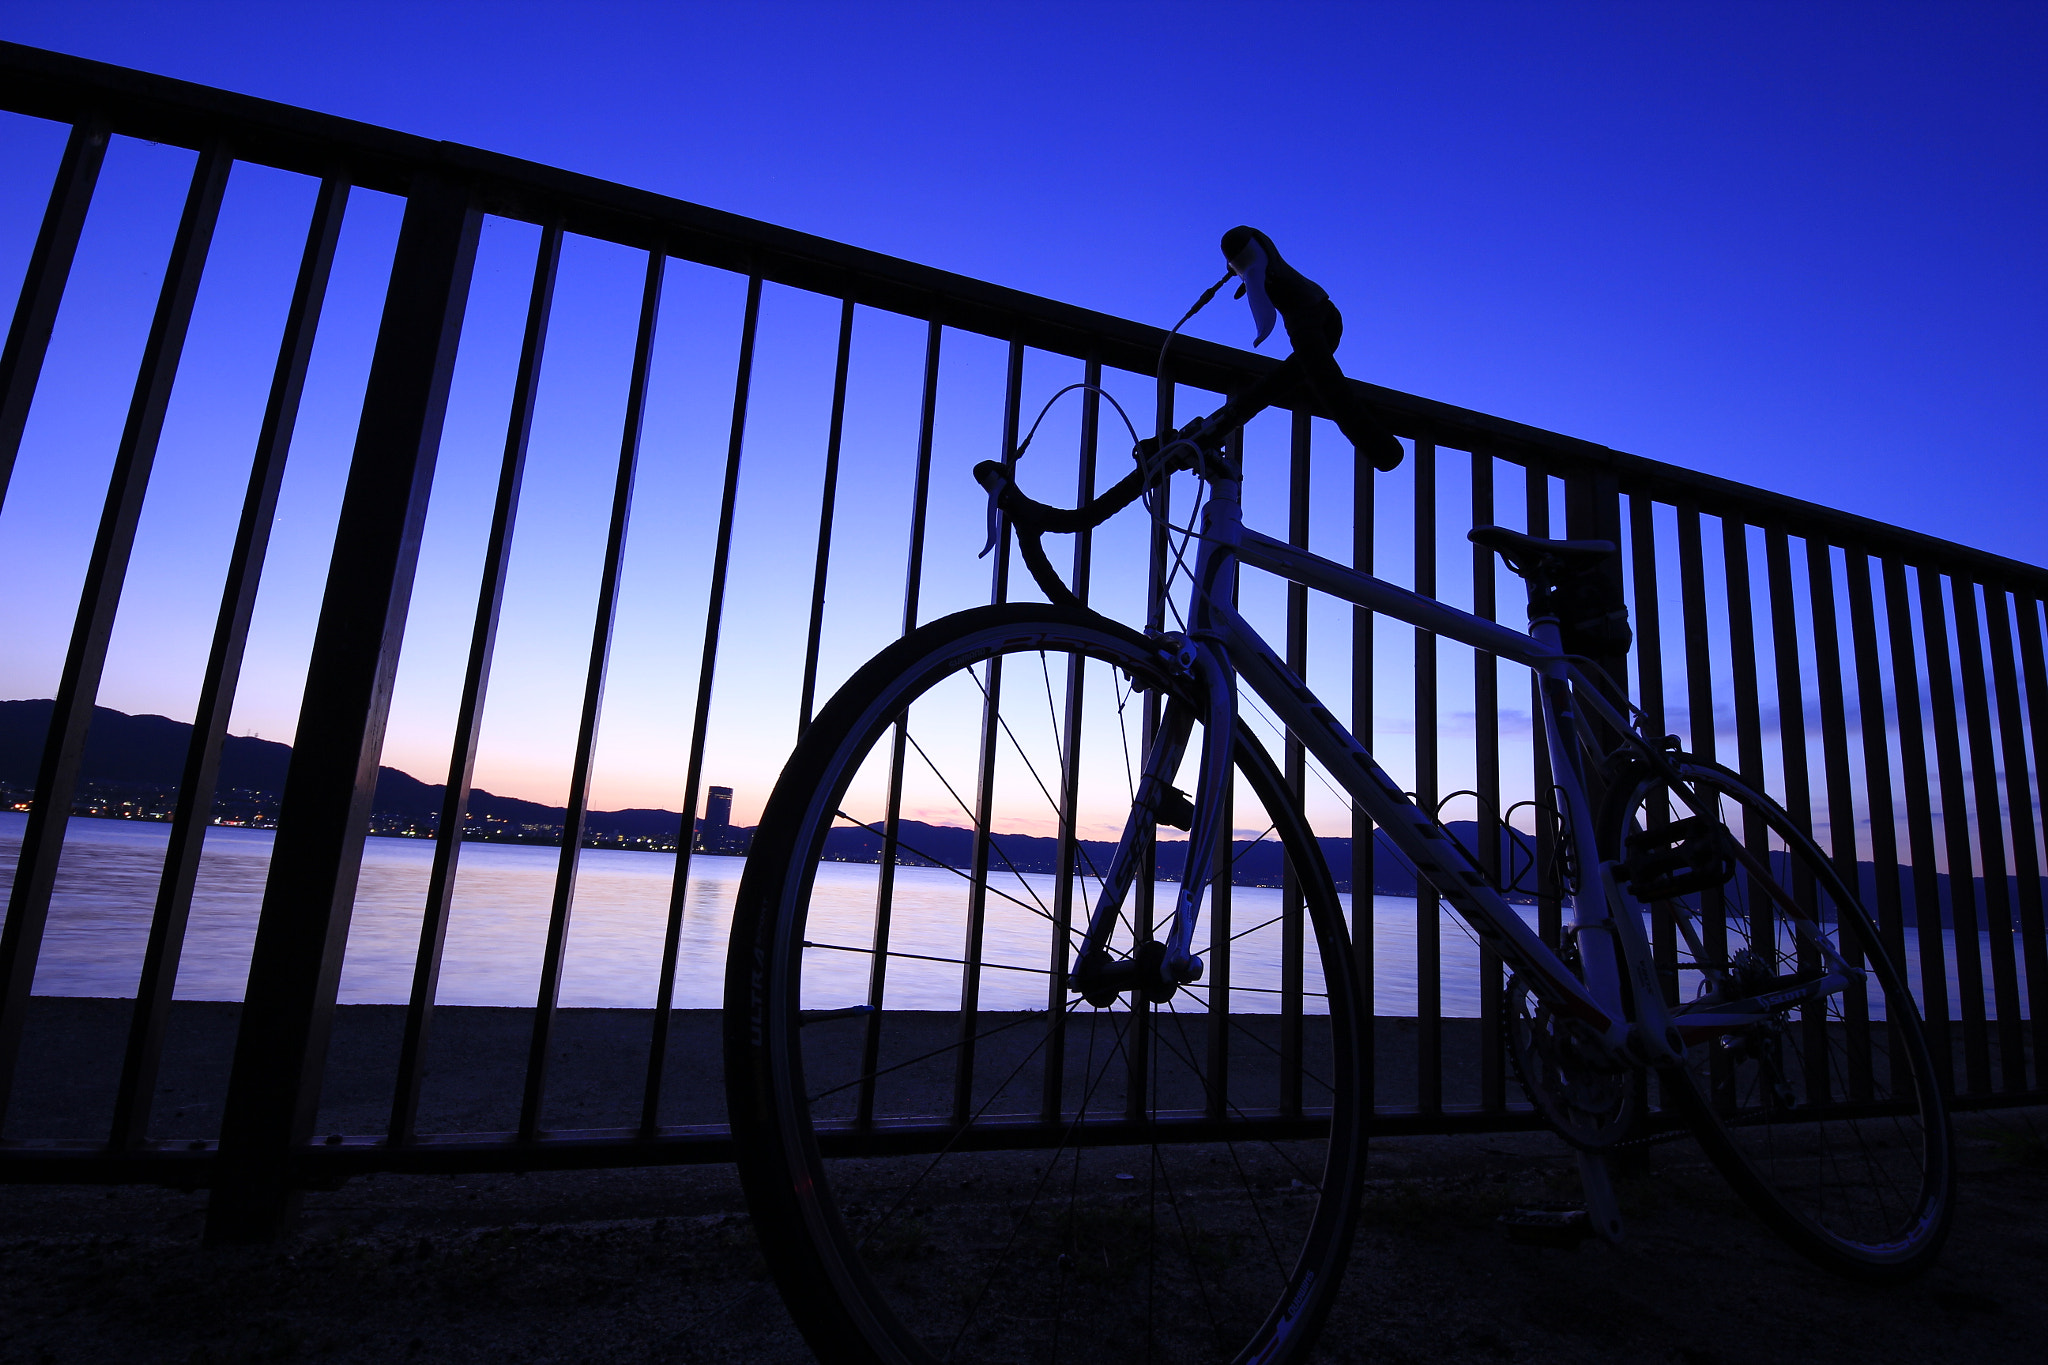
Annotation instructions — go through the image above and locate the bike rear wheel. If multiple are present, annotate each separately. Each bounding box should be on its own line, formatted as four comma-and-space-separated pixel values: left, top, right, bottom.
1600, 756, 1953, 1281
725, 603, 1367, 1365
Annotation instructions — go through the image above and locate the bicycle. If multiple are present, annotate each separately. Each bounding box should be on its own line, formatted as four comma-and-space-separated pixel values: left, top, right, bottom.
724, 228, 1954, 1365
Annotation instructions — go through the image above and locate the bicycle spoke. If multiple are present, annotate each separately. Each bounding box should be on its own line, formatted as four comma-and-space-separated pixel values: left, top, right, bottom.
803, 938, 1052, 975
806, 1006, 1059, 1105
897, 732, 1059, 924
735, 609, 1365, 1363
832, 809, 1057, 926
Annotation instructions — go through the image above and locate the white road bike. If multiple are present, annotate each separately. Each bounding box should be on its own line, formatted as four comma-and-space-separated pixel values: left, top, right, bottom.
725, 231, 1954, 1365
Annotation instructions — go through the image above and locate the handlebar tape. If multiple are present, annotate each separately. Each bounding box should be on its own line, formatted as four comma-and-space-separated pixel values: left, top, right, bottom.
974, 459, 1150, 535
973, 459, 1157, 608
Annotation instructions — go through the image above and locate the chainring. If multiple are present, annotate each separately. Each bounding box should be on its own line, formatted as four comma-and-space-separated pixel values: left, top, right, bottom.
1504, 974, 1639, 1150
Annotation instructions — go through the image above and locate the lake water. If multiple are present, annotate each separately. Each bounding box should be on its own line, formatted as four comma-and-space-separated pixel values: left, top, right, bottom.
0, 812, 2025, 1019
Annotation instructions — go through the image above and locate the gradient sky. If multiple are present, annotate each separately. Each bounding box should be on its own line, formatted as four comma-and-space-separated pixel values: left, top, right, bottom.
0, 1, 2042, 828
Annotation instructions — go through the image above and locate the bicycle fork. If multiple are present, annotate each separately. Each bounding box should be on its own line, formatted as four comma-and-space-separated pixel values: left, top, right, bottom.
1068, 631, 1235, 1005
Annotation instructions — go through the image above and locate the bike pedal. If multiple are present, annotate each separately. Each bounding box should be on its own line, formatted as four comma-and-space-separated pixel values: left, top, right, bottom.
1497, 1203, 1593, 1249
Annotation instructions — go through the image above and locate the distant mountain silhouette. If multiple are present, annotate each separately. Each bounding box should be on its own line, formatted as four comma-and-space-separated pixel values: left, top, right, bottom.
0, 700, 1506, 891
0, 699, 2026, 923
0, 698, 294, 793
0, 699, 685, 845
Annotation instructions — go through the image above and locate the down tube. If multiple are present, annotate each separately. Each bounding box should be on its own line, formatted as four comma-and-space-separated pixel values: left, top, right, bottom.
1212, 605, 1616, 1035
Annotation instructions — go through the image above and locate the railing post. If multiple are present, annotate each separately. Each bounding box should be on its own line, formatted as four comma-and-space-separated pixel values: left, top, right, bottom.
205, 174, 479, 1244
1564, 466, 1629, 768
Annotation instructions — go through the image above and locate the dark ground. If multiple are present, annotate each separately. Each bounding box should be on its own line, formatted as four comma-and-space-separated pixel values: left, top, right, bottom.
1, 1001, 2041, 1363
0, 1109, 2042, 1365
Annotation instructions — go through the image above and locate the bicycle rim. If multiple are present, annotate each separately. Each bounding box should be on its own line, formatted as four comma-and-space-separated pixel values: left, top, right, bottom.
726, 604, 1366, 1364
1603, 757, 1953, 1280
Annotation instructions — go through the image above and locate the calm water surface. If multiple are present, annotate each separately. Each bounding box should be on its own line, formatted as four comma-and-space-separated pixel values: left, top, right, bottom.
0, 812, 2024, 1018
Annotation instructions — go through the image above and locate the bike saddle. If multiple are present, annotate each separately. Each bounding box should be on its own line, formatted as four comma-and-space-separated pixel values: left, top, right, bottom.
1468, 525, 1616, 578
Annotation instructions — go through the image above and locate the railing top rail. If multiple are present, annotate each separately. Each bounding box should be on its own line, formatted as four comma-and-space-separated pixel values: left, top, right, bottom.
6, 39, 2042, 597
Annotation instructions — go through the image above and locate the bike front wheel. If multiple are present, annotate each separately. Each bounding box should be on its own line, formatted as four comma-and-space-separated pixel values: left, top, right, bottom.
1601, 756, 1954, 1281
725, 603, 1367, 1365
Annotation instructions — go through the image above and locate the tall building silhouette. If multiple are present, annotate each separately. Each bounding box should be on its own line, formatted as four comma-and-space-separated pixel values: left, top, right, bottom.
703, 785, 734, 852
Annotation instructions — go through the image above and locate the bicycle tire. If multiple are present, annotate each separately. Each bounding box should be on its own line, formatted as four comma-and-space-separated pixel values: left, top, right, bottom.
1599, 756, 1954, 1281
725, 602, 1367, 1365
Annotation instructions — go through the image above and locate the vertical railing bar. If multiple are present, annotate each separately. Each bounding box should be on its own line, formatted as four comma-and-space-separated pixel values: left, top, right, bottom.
1845, 553, 1909, 1094
0, 143, 231, 1133
898, 322, 942, 635
1981, 588, 2045, 1090
1764, 532, 1821, 1099
1629, 493, 1680, 1033
855, 321, 942, 1130
0, 120, 108, 515
111, 172, 349, 1152
1622, 491, 1671, 1146
952, 337, 1024, 1126
1627, 495, 1674, 899
640, 273, 761, 1133
1674, 504, 1727, 1079
1412, 439, 1440, 1116
1627, 495, 1667, 748
797, 297, 856, 737
1198, 385, 1245, 1115
1805, 542, 1872, 1099
1279, 408, 1310, 1118
1472, 451, 1504, 1111
1128, 376, 1174, 1126
1209, 413, 1241, 1118
1919, 569, 1991, 1094
1675, 506, 1716, 765
1351, 429, 1378, 1108
388, 219, 560, 1145
1721, 519, 1778, 1114
521, 247, 666, 1141
1526, 463, 1561, 953
2011, 597, 2048, 1075
1722, 522, 1766, 795
1202, 387, 1234, 1117
208, 175, 481, 1243
1041, 355, 1099, 1124
1762, 533, 1813, 831
1952, 581, 2025, 1090
1883, 559, 1953, 1092
1804, 544, 1856, 874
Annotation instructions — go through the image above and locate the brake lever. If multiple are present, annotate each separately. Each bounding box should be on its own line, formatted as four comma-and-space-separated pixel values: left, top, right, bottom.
976, 462, 1012, 559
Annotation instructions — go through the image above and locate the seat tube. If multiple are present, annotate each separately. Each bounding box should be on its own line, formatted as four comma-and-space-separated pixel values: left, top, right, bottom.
1535, 617, 1627, 1017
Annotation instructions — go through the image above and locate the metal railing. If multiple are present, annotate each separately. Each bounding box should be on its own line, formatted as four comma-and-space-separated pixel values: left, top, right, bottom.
0, 42, 2040, 1242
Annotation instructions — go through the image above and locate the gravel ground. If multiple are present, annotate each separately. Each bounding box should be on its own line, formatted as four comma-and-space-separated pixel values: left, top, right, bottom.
0, 1108, 2041, 1365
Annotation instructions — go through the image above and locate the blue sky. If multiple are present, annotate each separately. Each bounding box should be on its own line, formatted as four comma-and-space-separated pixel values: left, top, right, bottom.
0, 0, 2043, 823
